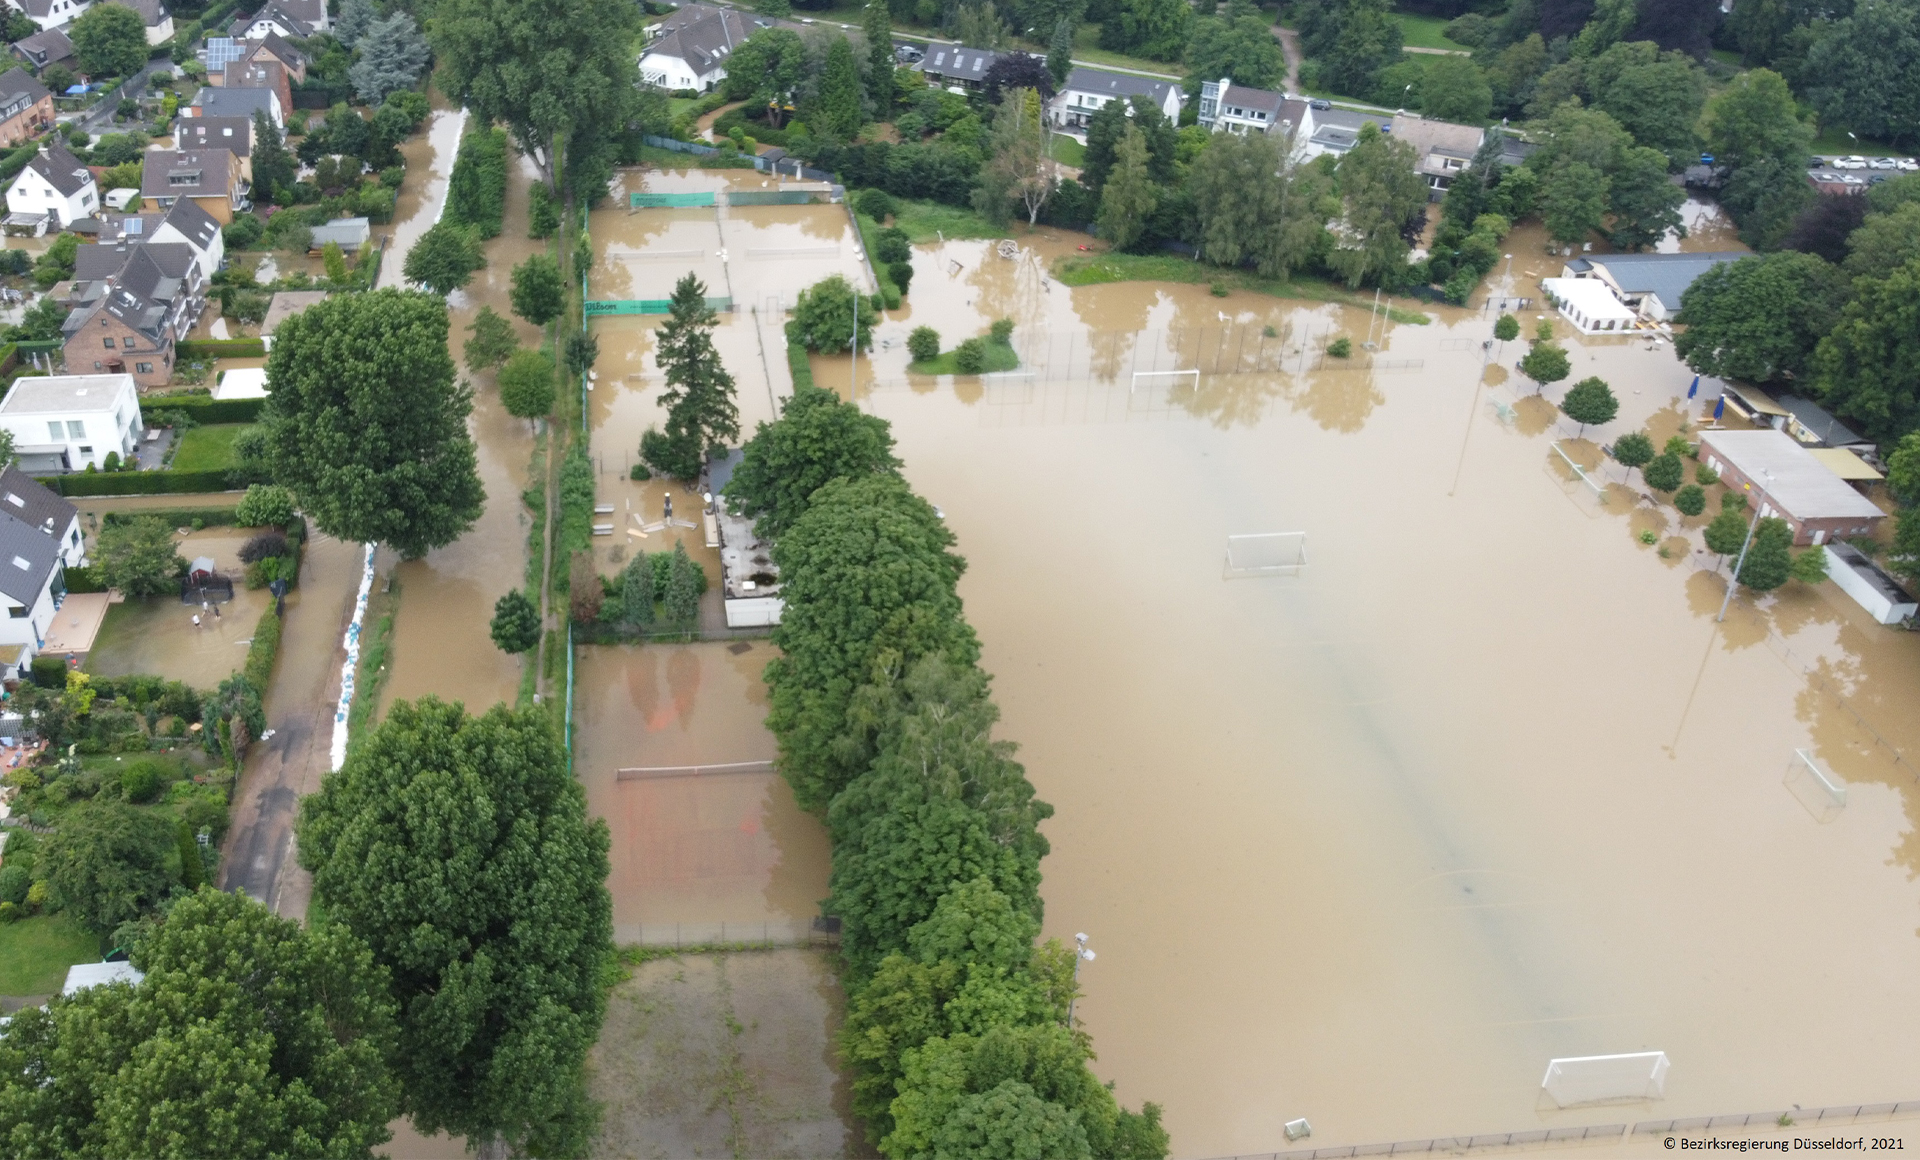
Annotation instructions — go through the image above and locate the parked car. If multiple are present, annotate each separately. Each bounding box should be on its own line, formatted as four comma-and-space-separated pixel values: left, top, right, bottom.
1309, 98, 1331, 110
894, 44, 922, 62
1837, 155, 1869, 168
1869, 156, 1898, 170
1899, 158, 1920, 171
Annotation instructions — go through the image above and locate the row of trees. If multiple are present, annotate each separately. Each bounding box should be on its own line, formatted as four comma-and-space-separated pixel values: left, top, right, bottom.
721, 383, 1170, 1156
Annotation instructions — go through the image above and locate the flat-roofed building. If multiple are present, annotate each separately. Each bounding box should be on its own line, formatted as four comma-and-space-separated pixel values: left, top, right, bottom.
1698, 428, 1886, 546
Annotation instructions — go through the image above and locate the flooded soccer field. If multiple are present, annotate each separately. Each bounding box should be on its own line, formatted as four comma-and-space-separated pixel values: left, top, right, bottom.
827, 227, 1920, 1156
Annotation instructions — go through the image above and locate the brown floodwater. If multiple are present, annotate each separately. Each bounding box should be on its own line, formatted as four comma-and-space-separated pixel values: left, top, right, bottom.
375, 94, 468, 294
84, 528, 271, 689
831, 229, 1920, 1156
572, 642, 831, 942
373, 130, 540, 715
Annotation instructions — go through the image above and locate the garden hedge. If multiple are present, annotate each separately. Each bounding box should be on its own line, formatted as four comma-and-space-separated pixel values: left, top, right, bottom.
101, 505, 238, 529
175, 338, 266, 359
143, 393, 266, 423
49, 470, 236, 496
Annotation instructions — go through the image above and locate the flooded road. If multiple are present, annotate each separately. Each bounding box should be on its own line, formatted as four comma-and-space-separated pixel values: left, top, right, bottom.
843, 229, 1920, 1155
374, 128, 538, 715
572, 642, 831, 942
375, 94, 468, 293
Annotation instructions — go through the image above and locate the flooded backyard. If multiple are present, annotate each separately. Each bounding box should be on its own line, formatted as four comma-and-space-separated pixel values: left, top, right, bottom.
85, 528, 270, 689
807, 225, 1920, 1155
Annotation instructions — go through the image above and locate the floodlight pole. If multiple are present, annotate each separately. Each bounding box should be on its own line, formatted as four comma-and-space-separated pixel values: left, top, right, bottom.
1066, 932, 1095, 1029
1716, 470, 1773, 623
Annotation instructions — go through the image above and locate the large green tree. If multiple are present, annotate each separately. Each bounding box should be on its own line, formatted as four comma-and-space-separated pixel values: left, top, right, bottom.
262, 290, 485, 558
1737, 516, 1794, 591
0, 889, 399, 1159
1185, 0, 1286, 89
1540, 158, 1610, 246
791, 274, 876, 354
1700, 68, 1812, 170
725, 384, 900, 538
402, 223, 485, 295
974, 88, 1054, 227
430, 0, 640, 194
69, 3, 146, 76
1801, 0, 1920, 151
865, 2, 896, 115
1419, 53, 1493, 123
297, 698, 612, 1157
811, 37, 866, 140
1559, 376, 1619, 434
1190, 129, 1335, 279
1098, 0, 1193, 61
1842, 202, 1920, 285
1811, 257, 1920, 445
249, 110, 296, 203
37, 800, 177, 935
497, 347, 557, 422
1605, 145, 1685, 251
767, 474, 979, 812
1584, 41, 1707, 165
1675, 251, 1850, 384
1329, 121, 1424, 288
643, 273, 739, 481
1096, 123, 1158, 252
509, 253, 564, 326
94, 517, 184, 598
723, 29, 807, 127
1301, 0, 1402, 96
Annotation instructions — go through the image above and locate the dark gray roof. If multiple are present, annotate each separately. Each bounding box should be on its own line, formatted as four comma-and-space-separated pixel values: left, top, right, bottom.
0, 464, 76, 544
921, 45, 1003, 82
23, 141, 91, 198
646, 4, 750, 74
141, 148, 235, 199
230, 1, 314, 37
1060, 66, 1180, 107
1775, 394, 1869, 449
0, 72, 52, 115
1586, 251, 1747, 309
10, 28, 74, 69
0, 506, 61, 608
175, 115, 253, 158
189, 87, 275, 120
1219, 83, 1285, 118
161, 197, 221, 250
111, 0, 169, 26
67, 241, 195, 344
1828, 543, 1916, 605
251, 31, 304, 67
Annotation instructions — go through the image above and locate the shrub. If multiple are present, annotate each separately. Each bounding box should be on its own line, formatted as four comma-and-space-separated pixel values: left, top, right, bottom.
0, 901, 15, 924
238, 531, 288, 564
873, 226, 911, 266
988, 318, 1014, 345
234, 483, 295, 527
30, 655, 66, 689
0, 864, 28, 905
907, 326, 940, 363
528, 180, 559, 239
889, 260, 913, 295
952, 337, 988, 374
629, 463, 650, 481
1644, 452, 1685, 492
1695, 464, 1719, 486
120, 760, 163, 803
1327, 336, 1352, 358
853, 188, 896, 221
1674, 484, 1707, 517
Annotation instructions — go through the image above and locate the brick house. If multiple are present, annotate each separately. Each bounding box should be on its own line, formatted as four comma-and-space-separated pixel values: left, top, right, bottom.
61, 240, 206, 388
0, 71, 54, 149
1698, 429, 1886, 547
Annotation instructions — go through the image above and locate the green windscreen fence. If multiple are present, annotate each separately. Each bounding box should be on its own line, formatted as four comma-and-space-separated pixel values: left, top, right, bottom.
585, 297, 734, 316
726, 191, 818, 206
630, 192, 716, 208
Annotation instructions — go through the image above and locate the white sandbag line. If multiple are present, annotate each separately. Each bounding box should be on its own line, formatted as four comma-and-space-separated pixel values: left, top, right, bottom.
330, 543, 378, 770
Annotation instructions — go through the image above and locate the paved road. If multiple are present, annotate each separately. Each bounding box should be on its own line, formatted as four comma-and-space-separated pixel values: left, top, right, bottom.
69, 60, 175, 136
218, 534, 361, 919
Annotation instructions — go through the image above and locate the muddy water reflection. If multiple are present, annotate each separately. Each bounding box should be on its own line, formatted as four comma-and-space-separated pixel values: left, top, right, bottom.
857, 245, 1920, 1154
375, 94, 468, 292
573, 643, 830, 939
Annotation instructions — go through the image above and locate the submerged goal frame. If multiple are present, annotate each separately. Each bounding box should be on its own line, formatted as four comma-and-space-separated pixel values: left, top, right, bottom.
1224, 532, 1307, 577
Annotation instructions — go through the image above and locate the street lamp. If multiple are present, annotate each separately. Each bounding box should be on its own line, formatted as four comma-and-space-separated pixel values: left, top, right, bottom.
1717, 469, 1773, 623
1065, 933, 1096, 1028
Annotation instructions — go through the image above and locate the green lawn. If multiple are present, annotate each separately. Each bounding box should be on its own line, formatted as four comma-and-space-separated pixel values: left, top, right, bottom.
889, 198, 1006, 244
1068, 24, 1185, 79
168, 423, 248, 473
0, 915, 100, 996
1391, 11, 1470, 51
1809, 124, 1904, 157
910, 340, 1021, 375
1049, 132, 1086, 167
1053, 252, 1432, 324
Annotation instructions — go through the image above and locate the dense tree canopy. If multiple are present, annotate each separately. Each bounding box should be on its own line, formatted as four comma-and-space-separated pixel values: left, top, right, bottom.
297, 698, 612, 1157
725, 384, 901, 538
1701, 69, 1812, 170
1190, 129, 1334, 279
37, 800, 176, 935
1675, 252, 1850, 384
0, 889, 400, 1159
1330, 122, 1425, 288
646, 273, 739, 480
1812, 257, 1920, 445
262, 290, 484, 558
69, 3, 146, 77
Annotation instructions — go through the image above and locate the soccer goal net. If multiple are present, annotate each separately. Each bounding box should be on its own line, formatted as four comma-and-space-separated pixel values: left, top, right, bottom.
1131, 368, 1199, 393
1785, 748, 1847, 822
1225, 532, 1307, 577
1541, 1052, 1670, 1108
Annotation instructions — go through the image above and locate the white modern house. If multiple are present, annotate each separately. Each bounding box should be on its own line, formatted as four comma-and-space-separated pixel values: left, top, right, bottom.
4, 140, 96, 230
1049, 67, 1183, 132
0, 373, 143, 473
11, 0, 92, 34
1196, 79, 1313, 144
0, 464, 85, 677
638, 3, 749, 93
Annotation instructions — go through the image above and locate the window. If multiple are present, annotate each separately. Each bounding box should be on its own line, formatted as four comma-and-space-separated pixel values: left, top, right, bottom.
135, 362, 153, 374
67, 421, 85, 439
102, 337, 115, 349
46, 422, 62, 441
7, 605, 24, 619
78, 446, 91, 456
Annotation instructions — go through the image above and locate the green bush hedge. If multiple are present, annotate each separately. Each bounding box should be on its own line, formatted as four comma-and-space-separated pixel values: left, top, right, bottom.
785, 322, 814, 391
101, 505, 239, 529
48, 470, 235, 497
243, 606, 280, 689
175, 338, 266, 359
63, 565, 107, 593
143, 393, 266, 424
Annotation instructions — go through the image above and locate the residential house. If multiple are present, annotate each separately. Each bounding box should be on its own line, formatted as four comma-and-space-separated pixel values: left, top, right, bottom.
308, 216, 369, 252
1299, 106, 1390, 161
0, 372, 142, 473
259, 288, 326, 349
9, 27, 73, 71
110, 0, 172, 44
4, 140, 96, 229
173, 114, 254, 181
1196, 79, 1312, 147
63, 239, 207, 386
0, 71, 53, 149
919, 45, 1003, 93
1558, 251, 1747, 323
140, 148, 247, 223
638, 3, 750, 92
0, 465, 87, 675
1048, 67, 1183, 132
1697, 429, 1885, 546
99, 197, 224, 282
1823, 542, 1917, 626
223, 57, 290, 120
1392, 112, 1484, 196
10, 0, 90, 33
186, 84, 281, 128
228, 0, 325, 39
209, 33, 304, 86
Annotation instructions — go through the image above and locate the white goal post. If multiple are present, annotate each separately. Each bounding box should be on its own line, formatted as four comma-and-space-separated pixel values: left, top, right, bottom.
1542, 1052, 1670, 1107
1225, 532, 1307, 577
1131, 368, 1200, 393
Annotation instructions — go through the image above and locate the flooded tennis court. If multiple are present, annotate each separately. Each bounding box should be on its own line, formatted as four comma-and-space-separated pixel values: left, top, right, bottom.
819, 227, 1920, 1156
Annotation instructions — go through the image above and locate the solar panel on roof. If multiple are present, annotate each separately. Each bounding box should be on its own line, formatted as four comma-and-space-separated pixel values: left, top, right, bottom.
205, 37, 243, 70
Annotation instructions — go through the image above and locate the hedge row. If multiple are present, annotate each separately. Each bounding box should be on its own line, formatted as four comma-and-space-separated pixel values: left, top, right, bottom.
143, 393, 266, 424
101, 506, 239, 529
63, 565, 107, 593
176, 338, 267, 359
243, 606, 280, 689
785, 322, 814, 391
49, 471, 236, 497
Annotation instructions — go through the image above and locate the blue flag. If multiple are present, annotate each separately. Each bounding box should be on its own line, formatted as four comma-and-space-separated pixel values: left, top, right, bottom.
1688, 375, 1699, 400
1713, 395, 1725, 421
